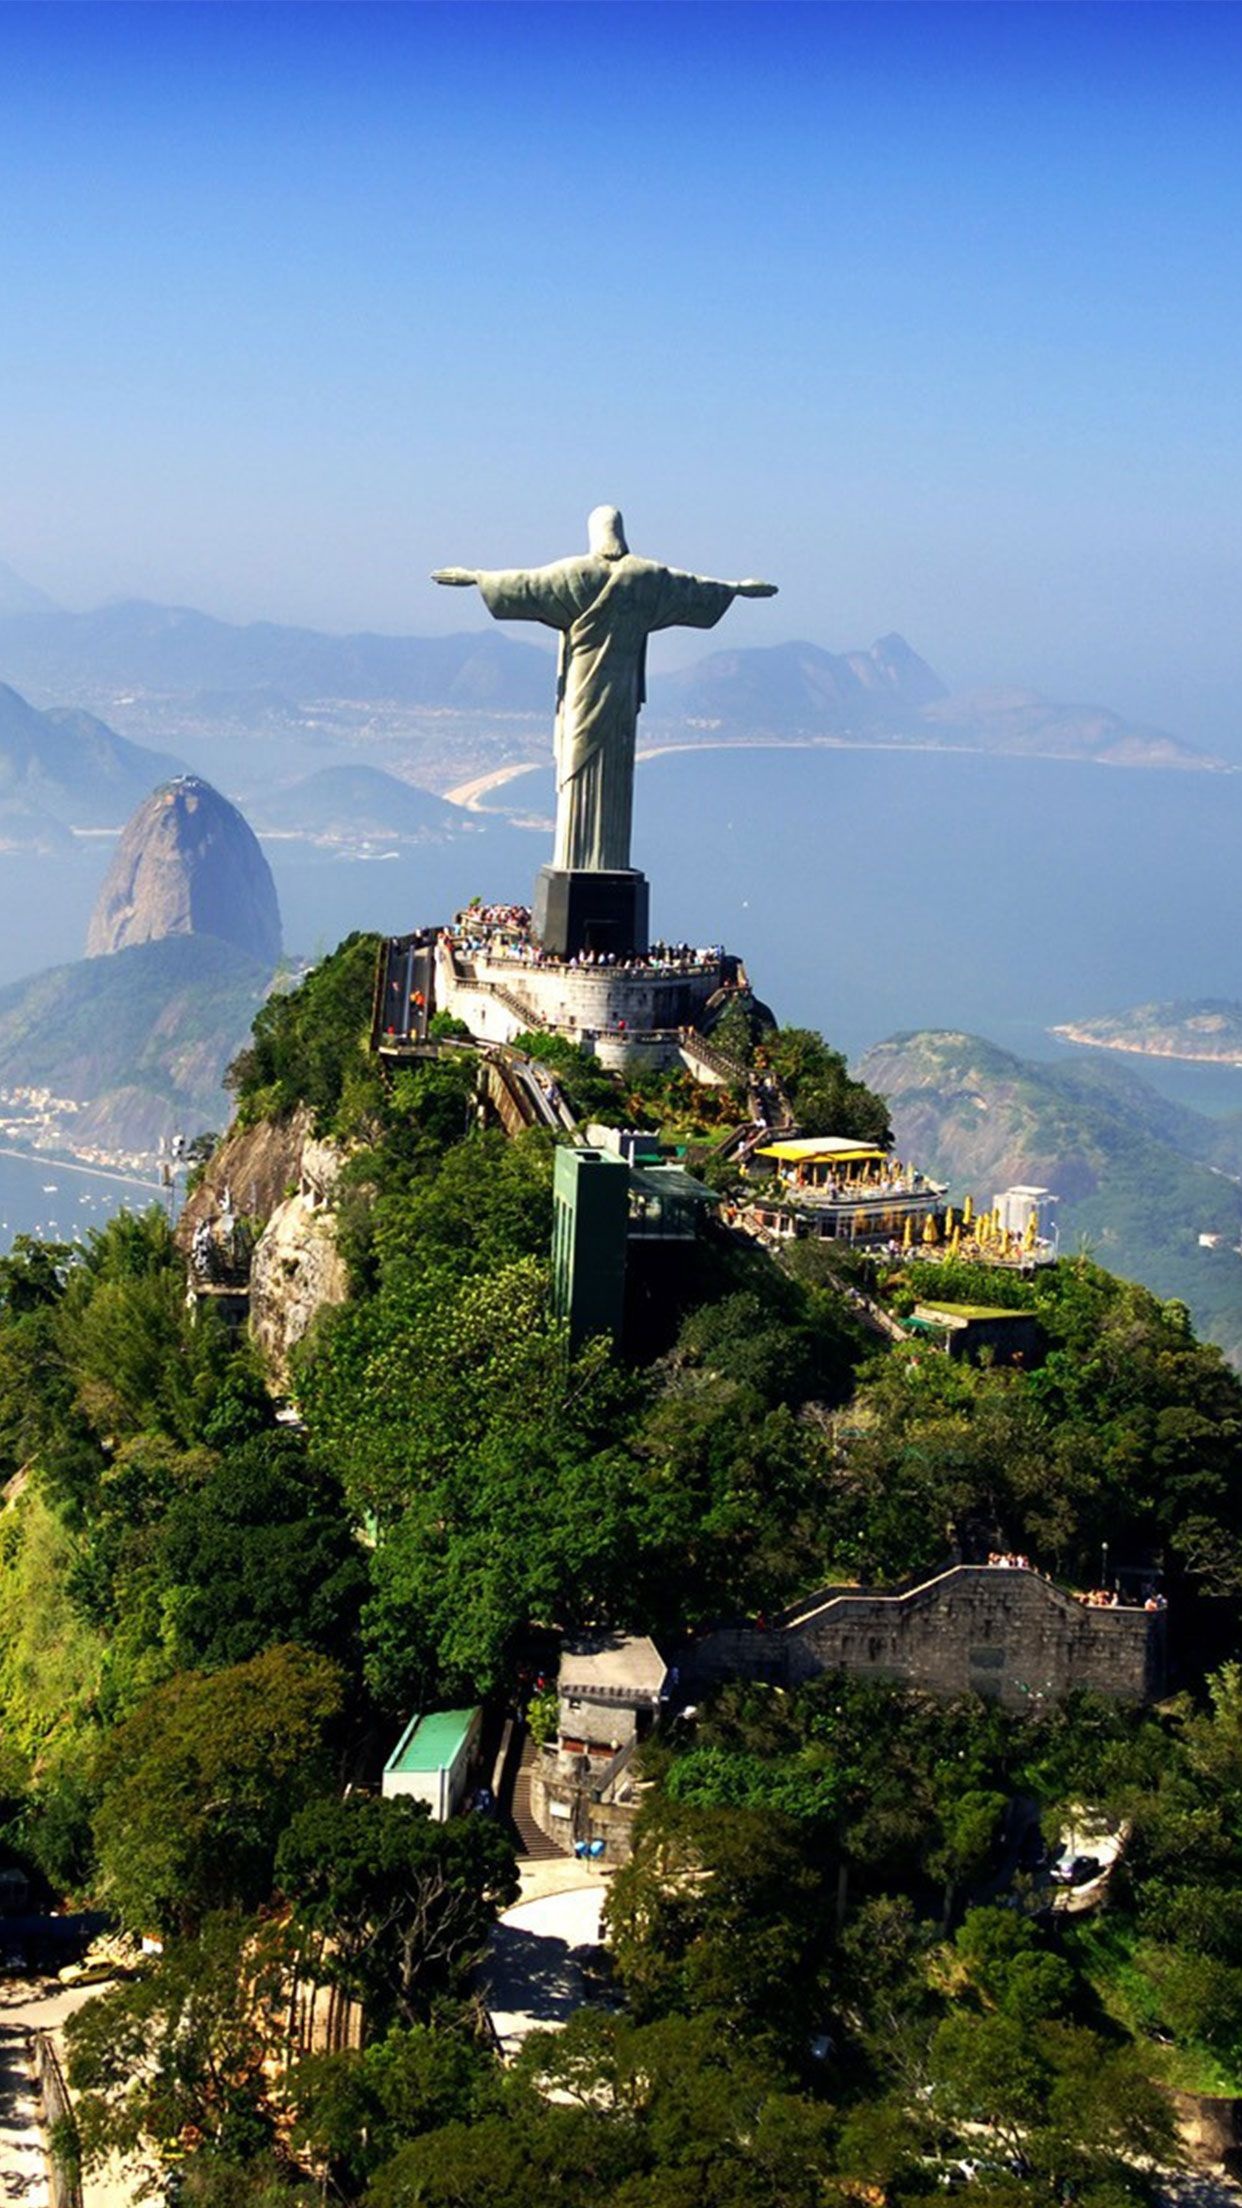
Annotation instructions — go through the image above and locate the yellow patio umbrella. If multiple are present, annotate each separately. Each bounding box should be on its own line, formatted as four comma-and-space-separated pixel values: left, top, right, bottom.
901, 1213, 914, 1251
1024, 1210, 1039, 1251
922, 1214, 939, 1245
962, 1194, 974, 1226
944, 1205, 955, 1236
950, 1224, 962, 1255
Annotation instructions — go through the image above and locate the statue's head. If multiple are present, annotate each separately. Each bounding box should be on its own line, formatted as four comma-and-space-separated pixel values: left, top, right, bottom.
588, 505, 628, 560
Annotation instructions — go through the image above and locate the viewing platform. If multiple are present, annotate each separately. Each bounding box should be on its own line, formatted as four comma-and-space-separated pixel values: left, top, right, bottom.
689, 1560, 1167, 1709
737, 1142, 1059, 1268
740, 1135, 947, 1247
435, 905, 742, 1073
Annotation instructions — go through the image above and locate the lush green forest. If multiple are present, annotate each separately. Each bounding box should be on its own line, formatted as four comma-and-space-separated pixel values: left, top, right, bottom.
3, 936, 1242, 2204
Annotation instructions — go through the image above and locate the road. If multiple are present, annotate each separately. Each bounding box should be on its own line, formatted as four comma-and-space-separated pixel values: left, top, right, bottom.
484, 1872, 609, 2060
0, 1976, 135, 2208
0, 2018, 44, 2207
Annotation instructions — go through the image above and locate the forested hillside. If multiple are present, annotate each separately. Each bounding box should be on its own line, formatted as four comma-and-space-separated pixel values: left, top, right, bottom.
2, 938, 1242, 2203
862, 1028, 1242, 1367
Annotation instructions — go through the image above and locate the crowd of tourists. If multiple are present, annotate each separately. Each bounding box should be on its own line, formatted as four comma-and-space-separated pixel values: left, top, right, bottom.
446, 909, 725, 978
985, 1553, 1168, 1615
1076, 1585, 1167, 1612
784, 1166, 928, 1201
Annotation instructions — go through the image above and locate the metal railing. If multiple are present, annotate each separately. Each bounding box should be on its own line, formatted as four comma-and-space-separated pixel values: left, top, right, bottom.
33, 2031, 83, 2208
677, 1028, 749, 1085
590, 1736, 638, 1804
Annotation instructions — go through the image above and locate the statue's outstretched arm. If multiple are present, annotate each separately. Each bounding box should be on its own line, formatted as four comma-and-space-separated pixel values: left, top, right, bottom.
733, 579, 778, 597
431, 568, 480, 587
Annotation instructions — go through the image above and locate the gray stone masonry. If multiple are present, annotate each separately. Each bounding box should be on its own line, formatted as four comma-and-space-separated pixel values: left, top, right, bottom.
689, 1564, 1165, 1710
436, 936, 730, 1072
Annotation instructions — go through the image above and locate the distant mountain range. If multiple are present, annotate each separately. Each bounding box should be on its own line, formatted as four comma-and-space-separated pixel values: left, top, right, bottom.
0, 595, 552, 712
248, 764, 464, 844
659, 632, 949, 728
0, 682, 183, 832
0, 558, 58, 618
0, 571, 1221, 776
860, 1029, 1242, 1364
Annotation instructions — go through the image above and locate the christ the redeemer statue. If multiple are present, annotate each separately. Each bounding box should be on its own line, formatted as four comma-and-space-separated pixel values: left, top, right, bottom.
434, 506, 777, 874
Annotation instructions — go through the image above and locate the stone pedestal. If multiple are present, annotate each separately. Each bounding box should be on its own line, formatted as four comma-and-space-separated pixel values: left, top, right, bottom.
533, 867, 649, 960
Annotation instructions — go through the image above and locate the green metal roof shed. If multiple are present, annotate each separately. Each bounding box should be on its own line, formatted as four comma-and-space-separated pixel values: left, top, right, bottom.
383, 1706, 481, 1820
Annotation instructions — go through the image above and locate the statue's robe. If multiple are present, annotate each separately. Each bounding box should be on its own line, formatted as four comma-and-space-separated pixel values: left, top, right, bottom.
476, 553, 736, 872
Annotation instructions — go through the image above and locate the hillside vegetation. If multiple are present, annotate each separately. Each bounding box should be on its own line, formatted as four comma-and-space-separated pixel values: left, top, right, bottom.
862, 1027, 1242, 1366
1, 940, 1241, 2202
0, 933, 271, 1157
1054, 996, 1242, 1064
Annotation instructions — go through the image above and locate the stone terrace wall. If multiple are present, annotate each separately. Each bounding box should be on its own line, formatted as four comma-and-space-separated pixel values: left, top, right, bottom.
690, 1566, 1164, 1710
437, 939, 724, 1068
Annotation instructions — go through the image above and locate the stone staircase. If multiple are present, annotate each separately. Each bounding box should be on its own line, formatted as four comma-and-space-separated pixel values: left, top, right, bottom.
508, 1733, 564, 1862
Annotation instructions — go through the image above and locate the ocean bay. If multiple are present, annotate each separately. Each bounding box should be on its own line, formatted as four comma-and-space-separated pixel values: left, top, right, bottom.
271, 745, 1242, 1077
0, 741, 1238, 1264
0, 1145, 163, 1250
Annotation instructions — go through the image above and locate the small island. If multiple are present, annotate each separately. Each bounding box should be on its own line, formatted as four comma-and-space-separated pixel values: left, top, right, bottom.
1053, 997, 1242, 1064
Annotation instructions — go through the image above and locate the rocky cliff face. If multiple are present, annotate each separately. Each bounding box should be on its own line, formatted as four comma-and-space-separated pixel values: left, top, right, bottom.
179, 1111, 351, 1389
87, 775, 281, 964
176, 1107, 313, 1251
247, 1136, 350, 1388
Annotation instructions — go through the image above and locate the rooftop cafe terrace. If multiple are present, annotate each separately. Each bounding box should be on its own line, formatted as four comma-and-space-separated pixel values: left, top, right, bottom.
741, 1139, 1057, 1265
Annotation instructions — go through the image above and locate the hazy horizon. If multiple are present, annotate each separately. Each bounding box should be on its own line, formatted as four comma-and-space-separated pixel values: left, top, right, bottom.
2, 2, 1242, 744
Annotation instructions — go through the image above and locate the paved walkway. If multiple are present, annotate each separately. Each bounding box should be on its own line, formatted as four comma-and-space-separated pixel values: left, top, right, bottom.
484, 1881, 609, 2059
0, 2022, 45, 2207
0, 1977, 138, 2208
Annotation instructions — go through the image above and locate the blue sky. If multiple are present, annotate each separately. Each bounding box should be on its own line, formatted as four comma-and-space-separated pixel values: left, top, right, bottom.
2, 2, 1241, 742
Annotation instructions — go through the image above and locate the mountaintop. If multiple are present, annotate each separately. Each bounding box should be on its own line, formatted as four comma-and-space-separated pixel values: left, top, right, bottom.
0, 681, 184, 831
87, 775, 282, 965
657, 633, 949, 728
249, 763, 464, 844
0, 596, 553, 712
0, 558, 58, 618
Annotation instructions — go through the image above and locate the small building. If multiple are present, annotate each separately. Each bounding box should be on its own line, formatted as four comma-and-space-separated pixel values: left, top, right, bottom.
556, 1632, 668, 1764
382, 1706, 482, 1821
552, 1144, 721, 1349
628, 1163, 721, 1241
584, 1124, 665, 1166
527, 1633, 669, 1862
748, 1135, 944, 1245
912, 1302, 1044, 1368
994, 1185, 1058, 1242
